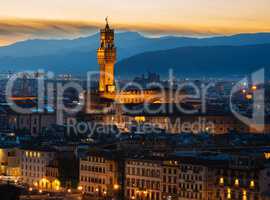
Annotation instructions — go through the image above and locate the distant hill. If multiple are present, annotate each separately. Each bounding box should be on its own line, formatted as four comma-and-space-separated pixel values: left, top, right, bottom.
0, 32, 270, 75
116, 44, 270, 78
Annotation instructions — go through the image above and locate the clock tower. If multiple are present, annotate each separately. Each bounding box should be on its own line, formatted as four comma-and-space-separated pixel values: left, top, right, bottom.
97, 17, 116, 93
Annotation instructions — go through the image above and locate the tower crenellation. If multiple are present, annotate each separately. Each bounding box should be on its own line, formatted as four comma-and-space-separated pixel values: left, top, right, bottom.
97, 17, 116, 93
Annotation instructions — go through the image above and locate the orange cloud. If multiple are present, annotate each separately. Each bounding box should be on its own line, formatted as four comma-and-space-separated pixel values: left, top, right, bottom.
0, 17, 270, 46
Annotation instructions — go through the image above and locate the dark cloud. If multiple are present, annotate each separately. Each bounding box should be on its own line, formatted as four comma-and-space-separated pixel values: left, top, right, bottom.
0, 18, 100, 45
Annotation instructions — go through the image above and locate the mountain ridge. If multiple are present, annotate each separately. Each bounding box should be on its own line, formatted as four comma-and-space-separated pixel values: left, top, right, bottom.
116, 43, 270, 78
0, 32, 270, 76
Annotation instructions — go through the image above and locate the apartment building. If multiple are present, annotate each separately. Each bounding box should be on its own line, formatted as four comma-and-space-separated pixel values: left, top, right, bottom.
0, 146, 20, 177
125, 157, 162, 200
20, 147, 56, 189
79, 149, 120, 198
214, 154, 270, 200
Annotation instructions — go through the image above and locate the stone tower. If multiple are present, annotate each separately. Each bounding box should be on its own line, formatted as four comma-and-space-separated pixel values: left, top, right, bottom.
97, 17, 116, 93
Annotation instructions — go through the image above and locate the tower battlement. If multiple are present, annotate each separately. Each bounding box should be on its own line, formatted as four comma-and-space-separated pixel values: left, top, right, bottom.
98, 18, 116, 93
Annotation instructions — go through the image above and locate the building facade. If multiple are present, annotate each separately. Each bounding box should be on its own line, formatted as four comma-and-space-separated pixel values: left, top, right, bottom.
125, 158, 162, 200
20, 148, 56, 190
9, 112, 56, 136
98, 18, 116, 94
214, 155, 270, 200
0, 147, 20, 178
79, 150, 120, 198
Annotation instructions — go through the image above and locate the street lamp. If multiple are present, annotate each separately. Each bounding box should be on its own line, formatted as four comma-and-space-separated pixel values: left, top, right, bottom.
252, 85, 257, 91
95, 188, 99, 199
113, 184, 119, 190
78, 186, 83, 191
112, 184, 120, 200
34, 182, 38, 187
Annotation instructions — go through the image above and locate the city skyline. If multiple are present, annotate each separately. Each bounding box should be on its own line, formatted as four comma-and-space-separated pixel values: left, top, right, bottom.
0, 2, 270, 199
0, 0, 270, 45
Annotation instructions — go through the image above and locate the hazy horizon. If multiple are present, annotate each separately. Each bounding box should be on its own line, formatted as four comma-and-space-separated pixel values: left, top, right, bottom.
1, 29, 270, 48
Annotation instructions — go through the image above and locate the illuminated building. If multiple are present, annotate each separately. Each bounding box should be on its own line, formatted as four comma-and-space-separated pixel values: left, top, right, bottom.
77, 146, 270, 200
177, 161, 209, 200
83, 19, 270, 135
98, 17, 116, 94
84, 19, 185, 115
125, 153, 213, 200
162, 160, 179, 200
79, 150, 120, 198
0, 147, 20, 178
20, 148, 56, 189
214, 154, 270, 200
91, 110, 251, 135
45, 159, 61, 191
125, 157, 162, 200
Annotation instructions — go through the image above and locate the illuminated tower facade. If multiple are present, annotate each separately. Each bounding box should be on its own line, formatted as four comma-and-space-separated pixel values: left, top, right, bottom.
97, 18, 116, 93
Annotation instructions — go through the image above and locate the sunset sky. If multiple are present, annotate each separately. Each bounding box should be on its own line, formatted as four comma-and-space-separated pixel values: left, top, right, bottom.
0, 0, 270, 46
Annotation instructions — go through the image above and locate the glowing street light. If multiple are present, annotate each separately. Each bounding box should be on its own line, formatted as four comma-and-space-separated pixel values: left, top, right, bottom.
250, 180, 255, 188
34, 182, 38, 187
235, 179, 239, 186
243, 190, 247, 200
252, 85, 257, 91
227, 188, 231, 199
113, 184, 120, 190
246, 94, 253, 100
219, 177, 224, 185
78, 186, 83, 191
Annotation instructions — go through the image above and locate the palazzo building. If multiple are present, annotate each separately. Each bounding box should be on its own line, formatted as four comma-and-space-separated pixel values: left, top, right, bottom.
84, 19, 185, 115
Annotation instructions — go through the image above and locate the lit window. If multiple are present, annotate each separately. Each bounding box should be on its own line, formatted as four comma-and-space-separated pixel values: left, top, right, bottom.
108, 85, 115, 93
246, 94, 253, 100
135, 116, 145, 122
235, 179, 239, 186
227, 188, 231, 199
242, 190, 247, 200
219, 177, 224, 185
264, 152, 270, 159
250, 180, 255, 188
